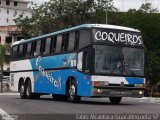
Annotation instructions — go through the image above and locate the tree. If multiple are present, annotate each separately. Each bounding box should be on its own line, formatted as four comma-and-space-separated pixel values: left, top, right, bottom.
0, 44, 10, 93
109, 3, 160, 88
16, 0, 117, 36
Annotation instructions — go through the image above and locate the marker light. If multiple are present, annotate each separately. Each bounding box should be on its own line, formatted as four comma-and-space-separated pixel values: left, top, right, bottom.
93, 81, 99, 86
93, 81, 109, 86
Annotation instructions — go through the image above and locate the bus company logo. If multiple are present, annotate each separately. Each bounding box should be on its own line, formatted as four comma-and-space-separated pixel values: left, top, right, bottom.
95, 31, 142, 45
63, 54, 76, 66
36, 56, 61, 90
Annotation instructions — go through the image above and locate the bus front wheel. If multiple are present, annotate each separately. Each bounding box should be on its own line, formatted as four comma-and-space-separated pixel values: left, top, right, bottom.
109, 97, 122, 104
68, 80, 81, 102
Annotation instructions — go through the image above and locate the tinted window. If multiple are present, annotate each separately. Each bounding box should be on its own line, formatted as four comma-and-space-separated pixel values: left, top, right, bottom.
12, 46, 18, 60
94, 45, 144, 76
68, 32, 75, 51
44, 38, 52, 55
84, 48, 93, 73
23, 44, 27, 57
19, 44, 23, 58
26, 43, 32, 57
32, 41, 37, 57
51, 36, 57, 53
41, 39, 46, 55
78, 30, 91, 49
56, 35, 62, 52
36, 40, 41, 56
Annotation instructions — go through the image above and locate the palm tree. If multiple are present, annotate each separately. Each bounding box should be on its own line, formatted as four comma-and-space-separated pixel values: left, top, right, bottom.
0, 44, 10, 93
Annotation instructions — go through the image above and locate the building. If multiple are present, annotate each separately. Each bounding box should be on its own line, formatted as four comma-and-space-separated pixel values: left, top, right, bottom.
0, 0, 32, 71
0, 0, 32, 44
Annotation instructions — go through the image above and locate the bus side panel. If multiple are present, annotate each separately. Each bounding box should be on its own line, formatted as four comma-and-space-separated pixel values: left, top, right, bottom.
29, 53, 77, 94
33, 70, 67, 94
10, 60, 35, 92
75, 72, 92, 97
32, 69, 92, 97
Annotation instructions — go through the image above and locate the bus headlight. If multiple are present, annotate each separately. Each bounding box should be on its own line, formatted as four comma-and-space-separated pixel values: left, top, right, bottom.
139, 91, 143, 95
97, 89, 103, 93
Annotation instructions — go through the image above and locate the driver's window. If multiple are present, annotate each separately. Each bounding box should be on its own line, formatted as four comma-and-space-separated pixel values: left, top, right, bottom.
83, 48, 93, 73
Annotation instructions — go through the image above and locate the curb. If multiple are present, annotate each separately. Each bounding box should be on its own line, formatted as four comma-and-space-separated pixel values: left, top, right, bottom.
0, 93, 19, 95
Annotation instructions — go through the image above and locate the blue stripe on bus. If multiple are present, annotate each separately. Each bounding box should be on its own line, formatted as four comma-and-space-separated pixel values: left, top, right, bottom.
33, 69, 92, 96
125, 77, 144, 84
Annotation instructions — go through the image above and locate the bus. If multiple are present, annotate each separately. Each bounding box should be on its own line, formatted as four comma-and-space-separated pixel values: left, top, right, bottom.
10, 24, 145, 104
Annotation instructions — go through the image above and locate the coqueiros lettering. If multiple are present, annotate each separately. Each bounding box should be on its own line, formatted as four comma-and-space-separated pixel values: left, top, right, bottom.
95, 31, 142, 45
36, 56, 61, 90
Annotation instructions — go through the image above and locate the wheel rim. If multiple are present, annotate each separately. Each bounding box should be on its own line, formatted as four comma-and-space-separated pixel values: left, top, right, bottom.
69, 84, 76, 100
20, 84, 24, 96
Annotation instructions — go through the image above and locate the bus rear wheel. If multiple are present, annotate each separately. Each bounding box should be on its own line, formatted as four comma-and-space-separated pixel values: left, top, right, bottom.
26, 80, 32, 99
109, 97, 122, 104
68, 80, 81, 102
19, 82, 26, 99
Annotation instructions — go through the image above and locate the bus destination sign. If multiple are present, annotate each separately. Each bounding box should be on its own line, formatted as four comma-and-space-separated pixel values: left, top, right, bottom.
94, 29, 143, 46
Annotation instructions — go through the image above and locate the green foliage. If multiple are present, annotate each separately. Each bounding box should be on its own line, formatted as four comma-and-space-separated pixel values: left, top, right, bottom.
108, 3, 160, 86
16, 0, 117, 36
0, 44, 10, 68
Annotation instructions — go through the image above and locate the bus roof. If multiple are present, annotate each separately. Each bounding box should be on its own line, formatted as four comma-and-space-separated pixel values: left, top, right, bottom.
12, 24, 140, 46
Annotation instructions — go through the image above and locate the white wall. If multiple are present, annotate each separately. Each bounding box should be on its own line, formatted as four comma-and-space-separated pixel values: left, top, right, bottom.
0, 0, 32, 26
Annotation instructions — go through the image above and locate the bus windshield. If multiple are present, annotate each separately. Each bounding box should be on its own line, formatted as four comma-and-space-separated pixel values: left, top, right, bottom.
94, 45, 144, 77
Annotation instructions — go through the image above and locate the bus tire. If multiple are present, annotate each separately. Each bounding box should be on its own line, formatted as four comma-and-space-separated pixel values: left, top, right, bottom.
19, 81, 26, 99
68, 79, 81, 103
109, 97, 122, 104
25, 80, 32, 99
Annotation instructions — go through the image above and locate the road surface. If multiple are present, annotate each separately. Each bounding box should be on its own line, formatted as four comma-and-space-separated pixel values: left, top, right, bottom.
0, 94, 159, 120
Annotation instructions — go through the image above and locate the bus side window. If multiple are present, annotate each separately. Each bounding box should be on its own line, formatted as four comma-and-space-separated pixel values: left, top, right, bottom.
56, 35, 62, 53
67, 32, 75, 51
35, 40, 41, 56
61, 35, 65, 52
23, 43, 27, 58
19, 44, 23, 58
31, 41, 37, 57
41, 39, 46, 55
64, 33, 69, 52
78, 30, 91, 49
26, 42, 32, 57
44, 38, 51, 55
74, 31, 79, 50
12, 46, 18, 60
50, 36, 57, 54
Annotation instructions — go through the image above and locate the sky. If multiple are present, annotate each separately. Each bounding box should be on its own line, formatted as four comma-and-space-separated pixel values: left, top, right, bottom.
27, 0, 160, 12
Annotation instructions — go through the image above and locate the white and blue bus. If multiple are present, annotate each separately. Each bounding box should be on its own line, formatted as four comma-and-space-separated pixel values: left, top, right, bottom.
10, 24, 145, 104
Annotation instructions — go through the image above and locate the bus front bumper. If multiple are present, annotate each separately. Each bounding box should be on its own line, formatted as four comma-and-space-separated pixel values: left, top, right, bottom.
91, 86, 145, 98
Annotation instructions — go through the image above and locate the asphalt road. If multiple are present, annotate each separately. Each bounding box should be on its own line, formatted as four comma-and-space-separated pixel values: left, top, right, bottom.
0, 94, 160, 120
